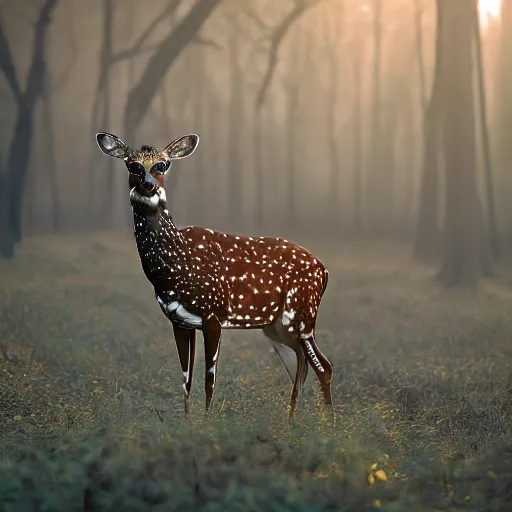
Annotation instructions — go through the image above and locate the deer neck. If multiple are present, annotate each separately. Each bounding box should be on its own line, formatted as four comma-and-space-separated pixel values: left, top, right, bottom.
130, 187, 186, 284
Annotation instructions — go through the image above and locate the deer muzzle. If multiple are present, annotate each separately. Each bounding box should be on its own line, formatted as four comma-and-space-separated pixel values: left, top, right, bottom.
141, 173, 157, 195
129, 172, 157, 197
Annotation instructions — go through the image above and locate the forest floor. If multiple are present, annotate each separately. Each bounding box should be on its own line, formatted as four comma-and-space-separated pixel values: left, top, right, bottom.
0, 232, 511, 511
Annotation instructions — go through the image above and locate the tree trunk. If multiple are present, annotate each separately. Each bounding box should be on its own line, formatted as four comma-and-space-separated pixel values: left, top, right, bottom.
207, 91, 220, 195
285, 79, 299, 228
227, 19, 243, 227
193, 49, 206, 221
42, 75, 60, 231
399, 91, 417, 233
351, 36, 364, 235
164, 52, 192, 211
367, 0, 382, 232
264, 92, 278, 229
0, 152, 9, 256
471, 0, 501, 260
326, 39, 340, 226
495, 0, 512, 233
123, 0, 220, 142
414, 0, 443, 263
159, 81, 177, 198
414, 110, 442, 262
99, 0, 115, 223
438, 0, 480, 287
379, 104, 399, 234
254, 105, 264, 229
0, 0, 58, 258
476, 198, 494, 277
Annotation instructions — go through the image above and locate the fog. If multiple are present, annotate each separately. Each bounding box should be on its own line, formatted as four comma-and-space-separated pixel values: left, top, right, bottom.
2, 3, 512, 508
0, 0, 508, 285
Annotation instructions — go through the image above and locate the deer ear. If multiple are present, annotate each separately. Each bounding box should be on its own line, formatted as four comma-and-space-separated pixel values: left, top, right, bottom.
96, 132, 130, 158
164, 134, 199, 160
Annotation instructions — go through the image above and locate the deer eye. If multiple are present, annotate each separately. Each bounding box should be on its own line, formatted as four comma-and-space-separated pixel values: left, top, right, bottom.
150, 161, 170, 175
126, 161, 145, 176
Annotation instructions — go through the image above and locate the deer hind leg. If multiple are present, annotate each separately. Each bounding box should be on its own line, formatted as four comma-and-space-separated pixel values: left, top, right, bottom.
202, 314, 222, 413
172, 324, 197, 415
299, 331, 333, 408
264, 324, 308, 417
280, 293, 333, 412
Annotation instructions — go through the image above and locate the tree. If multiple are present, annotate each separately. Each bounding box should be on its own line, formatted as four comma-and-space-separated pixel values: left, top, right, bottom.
33, 11, 75, 233
91, 0, 182, 135
254, 0, 324, 109
226, 14, 245, 227
494, 0, 512, 237
438, 0, 480, 286
123, 1, 221, 142
322, 3, 343, 226
94, 0, 115, 221
377, 22, 417, 235
349, 12, 367, 235
283, 32, 302, 227
472, 1, 500, 260
0, 0, 59, 258
253, 99, 264, 229
414, 0, 443, 263
89, 0, 185, 226
191, 46, 206, 220
366, 0, 383, 232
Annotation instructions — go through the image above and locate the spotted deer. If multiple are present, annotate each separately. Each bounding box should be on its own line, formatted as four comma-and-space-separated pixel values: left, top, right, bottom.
95, 132, 333, 417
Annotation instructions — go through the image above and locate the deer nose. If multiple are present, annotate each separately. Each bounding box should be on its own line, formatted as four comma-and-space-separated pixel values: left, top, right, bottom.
141, 172, 157, 194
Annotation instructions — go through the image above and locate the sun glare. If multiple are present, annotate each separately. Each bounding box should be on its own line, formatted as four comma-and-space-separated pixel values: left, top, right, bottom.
356, 0, 501, 29
479, 0, 502, 27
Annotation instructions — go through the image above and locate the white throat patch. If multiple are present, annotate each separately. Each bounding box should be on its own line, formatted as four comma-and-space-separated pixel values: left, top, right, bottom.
130, 187, 166, 212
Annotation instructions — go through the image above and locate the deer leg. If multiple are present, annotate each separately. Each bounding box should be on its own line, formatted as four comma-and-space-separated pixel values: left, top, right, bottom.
288, 345, 307, 417
172, 324, 196, 415
202, 314, 222, 413
300, 331, 333, 408
264, 324, 308, 417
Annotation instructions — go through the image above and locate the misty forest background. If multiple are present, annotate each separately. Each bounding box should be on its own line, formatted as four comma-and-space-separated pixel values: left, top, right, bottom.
1, 1, 512, 511
1, 0, 511, 285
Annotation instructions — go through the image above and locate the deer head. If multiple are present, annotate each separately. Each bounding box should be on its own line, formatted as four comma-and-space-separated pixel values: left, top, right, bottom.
95, 132, 199, 212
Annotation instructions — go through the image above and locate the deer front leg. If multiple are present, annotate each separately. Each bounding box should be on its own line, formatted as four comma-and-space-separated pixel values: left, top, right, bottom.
202, 314, 222, 413
289, 347, 307, 417
172, 324, 196, 415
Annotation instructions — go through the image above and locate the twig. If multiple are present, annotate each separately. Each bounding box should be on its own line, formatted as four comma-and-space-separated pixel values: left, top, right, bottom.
255, 0, 322, 109
150, 406, 164, 423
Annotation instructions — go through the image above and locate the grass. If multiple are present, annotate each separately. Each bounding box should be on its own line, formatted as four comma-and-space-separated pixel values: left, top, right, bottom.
0, 232, 511, 511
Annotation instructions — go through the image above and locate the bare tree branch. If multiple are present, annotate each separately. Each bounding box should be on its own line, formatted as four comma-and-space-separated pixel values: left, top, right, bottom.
92, 0, 182, 125
255, 0, 321, 109
111, 0, 181, 65
92, 0, 220, 126
114, 37, 221, 65
112, 35, 220, 64
0, 7, 22, 102
124, 0, 222, 141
